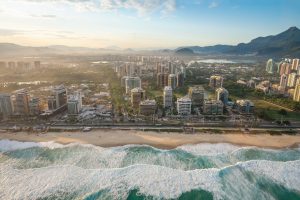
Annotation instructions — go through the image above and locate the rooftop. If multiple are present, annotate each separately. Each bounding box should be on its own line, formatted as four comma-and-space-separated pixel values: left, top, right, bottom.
177, 96, 191, 102
131, 87, 145, 93
236, 100, 254, 106
140, 99, 156, 106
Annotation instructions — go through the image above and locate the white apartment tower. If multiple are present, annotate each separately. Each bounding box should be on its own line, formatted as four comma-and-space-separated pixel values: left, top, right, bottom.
163, 86, 173, 108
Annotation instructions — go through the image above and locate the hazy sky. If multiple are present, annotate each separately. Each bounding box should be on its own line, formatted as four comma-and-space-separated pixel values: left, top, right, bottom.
0, 0, 299, 49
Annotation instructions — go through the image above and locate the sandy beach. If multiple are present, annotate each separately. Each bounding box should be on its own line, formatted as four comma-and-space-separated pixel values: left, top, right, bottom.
1, 129, 300, 149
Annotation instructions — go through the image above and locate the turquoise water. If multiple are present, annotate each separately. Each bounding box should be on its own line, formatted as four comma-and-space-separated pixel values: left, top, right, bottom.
0, 140, 299, 200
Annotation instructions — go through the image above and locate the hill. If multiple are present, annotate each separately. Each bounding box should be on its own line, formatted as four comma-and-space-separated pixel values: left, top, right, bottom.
176, 27, 300, 57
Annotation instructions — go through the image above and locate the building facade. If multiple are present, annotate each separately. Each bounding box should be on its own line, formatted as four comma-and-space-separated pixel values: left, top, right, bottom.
292, 58, 300, 71
29, 97, 41, 115
53, 85, 67, 108
131, 87, 145, 108
293, 84, 300, 102
139, 100, 157, 116
176, 96, 192, 115
14, 89, 30, 115
287, 73, 297, 88
176, 73, 184, 87
0, 94, 13, 117
279, 74, 288, 92
216, 87, 229, 105
168, 74, 177, 89
203, 100, 223, 115
188, 85, 205, 107
157, 73, 169, 88
266, 59, 276, 74
236, 100, 255, 114
67, 92, 82, 115
125, 77, 141, 94
209, 75, 223, 88
163, 86, 173, 109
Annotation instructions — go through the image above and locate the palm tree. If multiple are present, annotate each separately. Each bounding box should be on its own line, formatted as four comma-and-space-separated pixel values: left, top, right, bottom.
278, 109, 287, 124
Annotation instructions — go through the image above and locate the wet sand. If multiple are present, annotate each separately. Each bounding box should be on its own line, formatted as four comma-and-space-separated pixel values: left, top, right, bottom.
1, 129, 300, 149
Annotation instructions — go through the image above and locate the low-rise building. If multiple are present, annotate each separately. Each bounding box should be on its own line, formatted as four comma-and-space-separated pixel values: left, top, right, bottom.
139, 100, 156, 116
256, 81, 271, 94
203, 100, 223, 115
236, 100, 255, 114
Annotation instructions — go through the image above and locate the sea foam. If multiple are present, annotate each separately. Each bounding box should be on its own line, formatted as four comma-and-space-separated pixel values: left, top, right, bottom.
0, 140, 300, 199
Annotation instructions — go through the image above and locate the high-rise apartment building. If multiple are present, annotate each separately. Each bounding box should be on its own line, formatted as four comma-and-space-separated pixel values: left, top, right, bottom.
176, 73, 184, 87
0, 94, 13, 117
176, 96, 192, 115
292, 58, 300, 71
293, 84, 300, 102
266, 59, 276, 74
29, 97, 41, 115
163, 86, 173, 109
131, 87, 145, 108
34, 61, 41, 69
53, 85, 67, 108
14, 89, 30, 115
209, 75, 223, 88
168, 74, 177, 89
216, 87, 229, 105
67, 91, 82, 115
279, 74, 288, 92
287, 73, 297, 87
125, 77, 141, 94
188, 85, 205, 107
157, 73, 169, 88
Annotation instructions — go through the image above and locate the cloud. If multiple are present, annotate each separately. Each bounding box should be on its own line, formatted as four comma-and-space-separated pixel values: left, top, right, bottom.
21, 0, 177, 16
0, 28, 81, 39
30, 14, 57, 18
0, 29, 22, 36
208, 1, 218, 8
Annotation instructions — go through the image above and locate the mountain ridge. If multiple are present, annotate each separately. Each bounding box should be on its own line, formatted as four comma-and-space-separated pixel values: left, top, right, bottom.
176, 27, 300, 57
1, 27, 300, 57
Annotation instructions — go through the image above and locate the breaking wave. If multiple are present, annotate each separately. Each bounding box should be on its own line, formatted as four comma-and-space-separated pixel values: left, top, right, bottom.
0, 140, 300, 199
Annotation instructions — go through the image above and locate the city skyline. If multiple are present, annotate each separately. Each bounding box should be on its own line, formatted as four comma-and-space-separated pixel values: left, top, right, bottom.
0, 0, 300, 49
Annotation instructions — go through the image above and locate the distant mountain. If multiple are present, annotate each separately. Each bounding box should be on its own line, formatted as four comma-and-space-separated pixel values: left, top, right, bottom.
0, 43, 126, 57
1, 27, 300, 57
175, 47, 195, 55
0, 43, 54, 56
176, 27, 300, 57
175, 45, 234, 54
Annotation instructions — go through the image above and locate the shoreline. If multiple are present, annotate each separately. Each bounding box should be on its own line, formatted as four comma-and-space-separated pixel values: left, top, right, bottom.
1, 129, 300, 149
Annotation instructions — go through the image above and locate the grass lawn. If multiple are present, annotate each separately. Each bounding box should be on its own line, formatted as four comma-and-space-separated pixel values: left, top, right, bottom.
253, 100, 300, 121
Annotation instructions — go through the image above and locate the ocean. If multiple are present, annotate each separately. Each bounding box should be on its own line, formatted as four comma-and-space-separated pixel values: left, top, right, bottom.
0, 140, 299, 200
